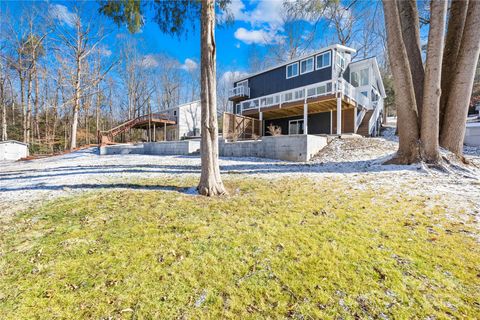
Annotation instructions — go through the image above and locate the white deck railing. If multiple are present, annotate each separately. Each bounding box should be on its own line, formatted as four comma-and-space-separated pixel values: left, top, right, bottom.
238, 79, 372, 114
368, 98, 384, 134
239, 80, 335, 112
228, 86, 250, 99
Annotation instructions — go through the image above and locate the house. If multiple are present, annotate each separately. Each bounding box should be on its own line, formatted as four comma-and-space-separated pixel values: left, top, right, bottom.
0, 140, 29, 161
228, 44, 386, 137
160, 100, 201, 141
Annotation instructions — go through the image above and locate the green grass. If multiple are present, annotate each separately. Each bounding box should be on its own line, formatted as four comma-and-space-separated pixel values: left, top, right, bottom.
0, 177, 479, 319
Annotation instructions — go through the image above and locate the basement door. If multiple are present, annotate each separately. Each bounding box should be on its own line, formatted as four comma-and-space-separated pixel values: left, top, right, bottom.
289, 119, 304, 135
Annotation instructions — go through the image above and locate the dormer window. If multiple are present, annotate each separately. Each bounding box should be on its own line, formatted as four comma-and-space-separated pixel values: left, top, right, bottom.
300, 57, 314, 75
286, 62, 299, 79
316, 51, 331, 70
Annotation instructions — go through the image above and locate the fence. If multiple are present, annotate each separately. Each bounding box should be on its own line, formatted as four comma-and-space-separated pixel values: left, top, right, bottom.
222, 112, 261, 141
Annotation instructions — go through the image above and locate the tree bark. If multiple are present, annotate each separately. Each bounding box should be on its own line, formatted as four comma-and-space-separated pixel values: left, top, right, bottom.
397, 0, 424, 120
197, 0, 227, 196
440, 0, 480, 156
420, 0, 447, 163
26, 71, 32, 144
383, 0, 420, 164
71, 56, 82, 150
439, 0, 468, 133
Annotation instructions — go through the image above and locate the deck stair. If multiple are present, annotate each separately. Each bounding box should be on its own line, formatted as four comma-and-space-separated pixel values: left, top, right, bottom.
356, 110, 374, 137
98, 113, 176, 144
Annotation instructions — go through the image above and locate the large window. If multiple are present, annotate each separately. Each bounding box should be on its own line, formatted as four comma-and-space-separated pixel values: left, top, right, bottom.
289, 119, 304, 135
286, 62, 299, 79
316, 51, 331, 70
360, 68, 369, 86
300, 57, 314, 74
236, 80, 248, 87
351, 68, 369, 87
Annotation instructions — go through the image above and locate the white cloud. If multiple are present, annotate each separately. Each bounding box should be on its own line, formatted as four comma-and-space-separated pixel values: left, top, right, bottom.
180, 58, 198, 72
49, 4, 78, 28
228, 0, 284, 29
137, 54, 159, 68
234, 27, 284, 45
220, 70, 249, 84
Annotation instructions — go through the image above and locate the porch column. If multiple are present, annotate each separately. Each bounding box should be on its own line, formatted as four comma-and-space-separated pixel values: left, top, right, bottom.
259, 112, 263, 136
303, 102, 308, 134
336, 97, 342, 135
164, 122, 166, 141
153, 124, 156, 142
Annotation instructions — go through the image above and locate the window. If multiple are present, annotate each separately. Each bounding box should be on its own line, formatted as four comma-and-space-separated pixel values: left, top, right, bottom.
360, 68, 369, 86
286, 62, 298, 79
336, 51, 345, 70
351, 71, 359, 87
351, 68, 369, 87
289, 120, 304, 135
300, 57, 314, 74
237, 80, 248, 87
316, 51, 331, 70
361, 91, 368, 97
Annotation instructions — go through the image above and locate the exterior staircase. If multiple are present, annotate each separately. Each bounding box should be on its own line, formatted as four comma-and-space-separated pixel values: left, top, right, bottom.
356, 110, 374, 137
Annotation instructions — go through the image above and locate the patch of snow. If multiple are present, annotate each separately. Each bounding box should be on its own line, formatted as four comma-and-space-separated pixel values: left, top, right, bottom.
1, 133, 479, 226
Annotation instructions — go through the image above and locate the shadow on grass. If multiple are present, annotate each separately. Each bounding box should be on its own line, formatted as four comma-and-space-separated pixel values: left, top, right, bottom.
0, 182, 198, 194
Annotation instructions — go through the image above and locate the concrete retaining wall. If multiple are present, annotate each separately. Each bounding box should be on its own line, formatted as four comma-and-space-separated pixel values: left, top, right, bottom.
0, 141, 29, 161
465, 123, 480, 147
100, 135, 327, 162
220, 135, 328, 162
100, 140, 200, 156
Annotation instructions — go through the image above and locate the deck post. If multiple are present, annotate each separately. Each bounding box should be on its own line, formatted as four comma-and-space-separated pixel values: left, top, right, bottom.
303, 102, 308, 134
336, 97, 342, 135
259, 112, 263, 136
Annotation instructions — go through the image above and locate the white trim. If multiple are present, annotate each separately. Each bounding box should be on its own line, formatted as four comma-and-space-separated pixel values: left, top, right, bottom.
315, 51, 331, 70
286, 62, 299, 79
235, 44, 356, 83
300, 57, 314, 75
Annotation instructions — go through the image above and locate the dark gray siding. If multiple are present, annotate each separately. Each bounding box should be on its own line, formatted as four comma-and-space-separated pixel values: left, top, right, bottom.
264, 112, 331, 135
235, 50, 333, 99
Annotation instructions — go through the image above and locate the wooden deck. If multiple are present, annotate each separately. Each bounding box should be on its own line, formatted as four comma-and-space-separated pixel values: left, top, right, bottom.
98, 113, 176, 144
242, 94, 356, 120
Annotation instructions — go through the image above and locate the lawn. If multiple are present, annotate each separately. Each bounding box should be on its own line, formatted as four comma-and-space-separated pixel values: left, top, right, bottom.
0, 177, 479, 319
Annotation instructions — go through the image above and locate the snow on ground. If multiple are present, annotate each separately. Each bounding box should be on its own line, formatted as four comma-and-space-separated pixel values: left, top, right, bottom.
1, 127, 479, 223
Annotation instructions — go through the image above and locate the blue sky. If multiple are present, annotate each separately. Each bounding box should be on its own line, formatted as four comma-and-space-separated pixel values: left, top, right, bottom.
1, 0, 305, 78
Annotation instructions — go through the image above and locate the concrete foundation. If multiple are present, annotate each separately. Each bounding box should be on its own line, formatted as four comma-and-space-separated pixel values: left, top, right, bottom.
0, 140, 29, 161
100, 135, 328, 162
220, 135, 328, 162
100, 140, 200, 156
465, 123, 480, 147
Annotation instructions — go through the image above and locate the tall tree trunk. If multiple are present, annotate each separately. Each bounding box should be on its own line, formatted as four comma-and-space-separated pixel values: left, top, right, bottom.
71, 57, 82, 150
197, 0, 227, 196
420, 0, 447, 163
383, 0, 420, 164
439, 0, 468, 133
20, 75, 27, 143
34, 61, 40, 142
26, 72, 32, 144
1, 81, 6, 141
397, 0, 424, 120
440, 0, 480, 156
